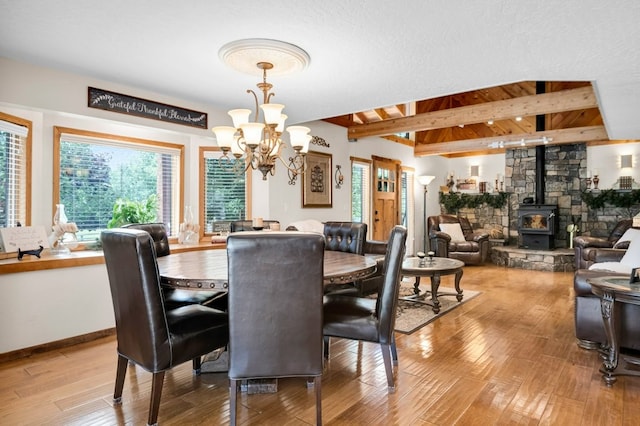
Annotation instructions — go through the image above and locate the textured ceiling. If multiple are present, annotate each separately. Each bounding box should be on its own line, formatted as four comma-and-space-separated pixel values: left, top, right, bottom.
0, 0, 639, 139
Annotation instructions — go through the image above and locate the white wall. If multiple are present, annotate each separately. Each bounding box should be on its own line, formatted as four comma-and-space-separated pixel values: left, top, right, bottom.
0, 267, 113, 352
587, 142, 640, 188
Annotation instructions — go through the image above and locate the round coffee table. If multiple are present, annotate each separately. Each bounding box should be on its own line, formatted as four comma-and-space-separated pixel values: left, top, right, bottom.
401, 257, 464, 314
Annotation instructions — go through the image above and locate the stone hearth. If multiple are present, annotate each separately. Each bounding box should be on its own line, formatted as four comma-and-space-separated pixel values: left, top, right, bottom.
491, 246, 574, 272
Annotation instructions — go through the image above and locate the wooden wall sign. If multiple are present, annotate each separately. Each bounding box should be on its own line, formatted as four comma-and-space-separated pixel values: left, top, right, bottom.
88, 87, 208, 129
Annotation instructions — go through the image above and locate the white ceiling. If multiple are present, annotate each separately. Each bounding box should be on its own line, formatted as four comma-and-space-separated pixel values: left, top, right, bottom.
1, 0, 639, 139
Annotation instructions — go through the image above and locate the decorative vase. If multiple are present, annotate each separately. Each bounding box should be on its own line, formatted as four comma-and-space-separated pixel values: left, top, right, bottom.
179, 206, 199, 244
53, 203, 68, 225
593, 175, 600, 190
51, 204, 71, 255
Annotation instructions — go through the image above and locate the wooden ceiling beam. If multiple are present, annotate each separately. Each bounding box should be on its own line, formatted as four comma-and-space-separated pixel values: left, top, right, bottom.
348, 86, 597, 139
414, 125, 608, 156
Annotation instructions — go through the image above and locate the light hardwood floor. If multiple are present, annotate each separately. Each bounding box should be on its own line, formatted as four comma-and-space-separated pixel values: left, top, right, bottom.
1, 265, 639, 425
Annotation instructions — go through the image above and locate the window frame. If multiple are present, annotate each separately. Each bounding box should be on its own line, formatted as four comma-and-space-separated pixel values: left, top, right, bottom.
350, 156, 372, 238
53, 126, 185, 241
0, 111, 32, 227
199, 146, 252, 239
401, 166, 415, 255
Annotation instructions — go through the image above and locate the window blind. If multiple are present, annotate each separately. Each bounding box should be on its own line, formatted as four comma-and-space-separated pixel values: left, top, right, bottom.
203, 154, 246, 227
351, 160, 371, 233
0, 119, 28, 227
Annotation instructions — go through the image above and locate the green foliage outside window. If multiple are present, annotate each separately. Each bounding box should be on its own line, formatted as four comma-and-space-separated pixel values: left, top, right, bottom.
107, 195, 158, 228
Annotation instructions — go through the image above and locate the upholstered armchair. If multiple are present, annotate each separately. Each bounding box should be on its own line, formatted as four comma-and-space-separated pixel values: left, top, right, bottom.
573, 219, 632, 269
428, 214, 489, 265
573, 225, 640, 350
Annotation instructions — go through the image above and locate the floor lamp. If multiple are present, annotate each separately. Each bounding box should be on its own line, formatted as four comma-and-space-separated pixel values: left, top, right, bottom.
417, 175, 436, 253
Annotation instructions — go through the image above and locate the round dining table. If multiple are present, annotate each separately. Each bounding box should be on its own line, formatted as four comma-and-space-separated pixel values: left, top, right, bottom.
157, 248, 378, 290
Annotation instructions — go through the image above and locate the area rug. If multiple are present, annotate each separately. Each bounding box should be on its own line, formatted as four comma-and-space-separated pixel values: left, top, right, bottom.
394, 280, 481, 334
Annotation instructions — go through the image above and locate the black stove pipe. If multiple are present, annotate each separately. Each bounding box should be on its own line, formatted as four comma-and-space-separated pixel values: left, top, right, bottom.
535, 81, 546, 205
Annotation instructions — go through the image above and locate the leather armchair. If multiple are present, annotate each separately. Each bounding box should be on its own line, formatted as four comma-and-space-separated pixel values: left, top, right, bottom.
574, 265, 640, 351
573, 219, 632, 269
428, 214, 489, 265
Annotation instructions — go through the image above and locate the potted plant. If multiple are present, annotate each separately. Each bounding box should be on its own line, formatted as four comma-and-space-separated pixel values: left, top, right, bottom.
107, 194, 158, 228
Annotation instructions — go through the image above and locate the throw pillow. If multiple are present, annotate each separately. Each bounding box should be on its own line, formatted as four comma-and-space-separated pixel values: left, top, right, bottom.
439, 223, 466, 242
621, 236, 640, 266
614, 227, 640, 249
589, 262, 633, 275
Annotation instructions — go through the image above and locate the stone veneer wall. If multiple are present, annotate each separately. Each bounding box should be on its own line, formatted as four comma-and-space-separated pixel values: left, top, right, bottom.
504, 143, 585, 248
439, 142, 639, 249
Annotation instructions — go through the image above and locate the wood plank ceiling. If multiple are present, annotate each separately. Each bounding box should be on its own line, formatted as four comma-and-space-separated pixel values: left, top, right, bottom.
324, 81, 617, 157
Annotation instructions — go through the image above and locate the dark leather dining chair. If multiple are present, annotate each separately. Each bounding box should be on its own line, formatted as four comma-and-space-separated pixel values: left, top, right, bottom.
323, 225, 407, 392
123, 223, 227, 311
226, 232, 325, 426
101, 229, 229, 426
323, 221, 368, 295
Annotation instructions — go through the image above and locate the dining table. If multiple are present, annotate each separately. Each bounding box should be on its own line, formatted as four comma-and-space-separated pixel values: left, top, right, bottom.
156, 248, 378, 290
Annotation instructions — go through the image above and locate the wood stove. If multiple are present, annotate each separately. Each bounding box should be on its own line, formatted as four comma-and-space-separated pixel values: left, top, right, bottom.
518, 204, 559, 250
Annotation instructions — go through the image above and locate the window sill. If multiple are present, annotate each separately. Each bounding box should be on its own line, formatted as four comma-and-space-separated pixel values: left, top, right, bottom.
0, 241, 226, 274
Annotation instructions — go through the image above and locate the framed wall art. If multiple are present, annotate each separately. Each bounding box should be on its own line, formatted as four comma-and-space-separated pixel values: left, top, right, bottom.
302, 151, 332, 208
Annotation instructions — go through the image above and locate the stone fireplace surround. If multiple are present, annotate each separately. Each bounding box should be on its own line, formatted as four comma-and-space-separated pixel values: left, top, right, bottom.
439, 143, 635, 271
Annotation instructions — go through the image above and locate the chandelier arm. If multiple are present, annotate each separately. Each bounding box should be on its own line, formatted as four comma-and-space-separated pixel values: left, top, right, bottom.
247, 89, 260, 122
276, 152, 306, 174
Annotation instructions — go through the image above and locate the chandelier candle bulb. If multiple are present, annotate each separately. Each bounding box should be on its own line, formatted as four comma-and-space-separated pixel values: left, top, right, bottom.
228, 109, 251, 128
287, 126, 311, 150
211, 126, 236, 150
260, 103, 285, 124
275, 114, 287, 133
240, 122, 265, 147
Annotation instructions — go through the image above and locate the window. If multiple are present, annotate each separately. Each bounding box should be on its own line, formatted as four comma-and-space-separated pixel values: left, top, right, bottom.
0, 112, 31, 227
53, 127, 183, 240
401, 168, 415, 255
199, 147, 251, 234
351, 158, 371, 230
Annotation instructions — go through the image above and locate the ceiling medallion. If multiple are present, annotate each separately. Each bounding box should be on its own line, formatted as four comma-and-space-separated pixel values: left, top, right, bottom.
219, 38, 310, 77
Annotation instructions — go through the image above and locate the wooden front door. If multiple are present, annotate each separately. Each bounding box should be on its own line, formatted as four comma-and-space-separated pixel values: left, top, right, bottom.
372, 156, 401, 241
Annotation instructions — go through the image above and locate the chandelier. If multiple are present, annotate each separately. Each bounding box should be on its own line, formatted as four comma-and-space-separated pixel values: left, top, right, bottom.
212, 61, 311, 184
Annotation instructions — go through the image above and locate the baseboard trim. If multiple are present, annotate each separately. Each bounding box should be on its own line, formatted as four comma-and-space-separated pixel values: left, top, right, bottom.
0, 328, 116, 363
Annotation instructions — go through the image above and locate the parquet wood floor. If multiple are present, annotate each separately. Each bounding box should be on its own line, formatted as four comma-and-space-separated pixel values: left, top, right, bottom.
1, 265, 638, 425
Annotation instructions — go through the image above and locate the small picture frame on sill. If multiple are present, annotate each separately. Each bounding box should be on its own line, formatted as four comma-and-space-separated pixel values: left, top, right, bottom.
302, 151, 332, 208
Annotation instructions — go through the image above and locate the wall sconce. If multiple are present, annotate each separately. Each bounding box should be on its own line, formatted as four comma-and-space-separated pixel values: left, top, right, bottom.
621, 154, 633, 169
470, 165, 479, 177
334, 165, 344, 189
